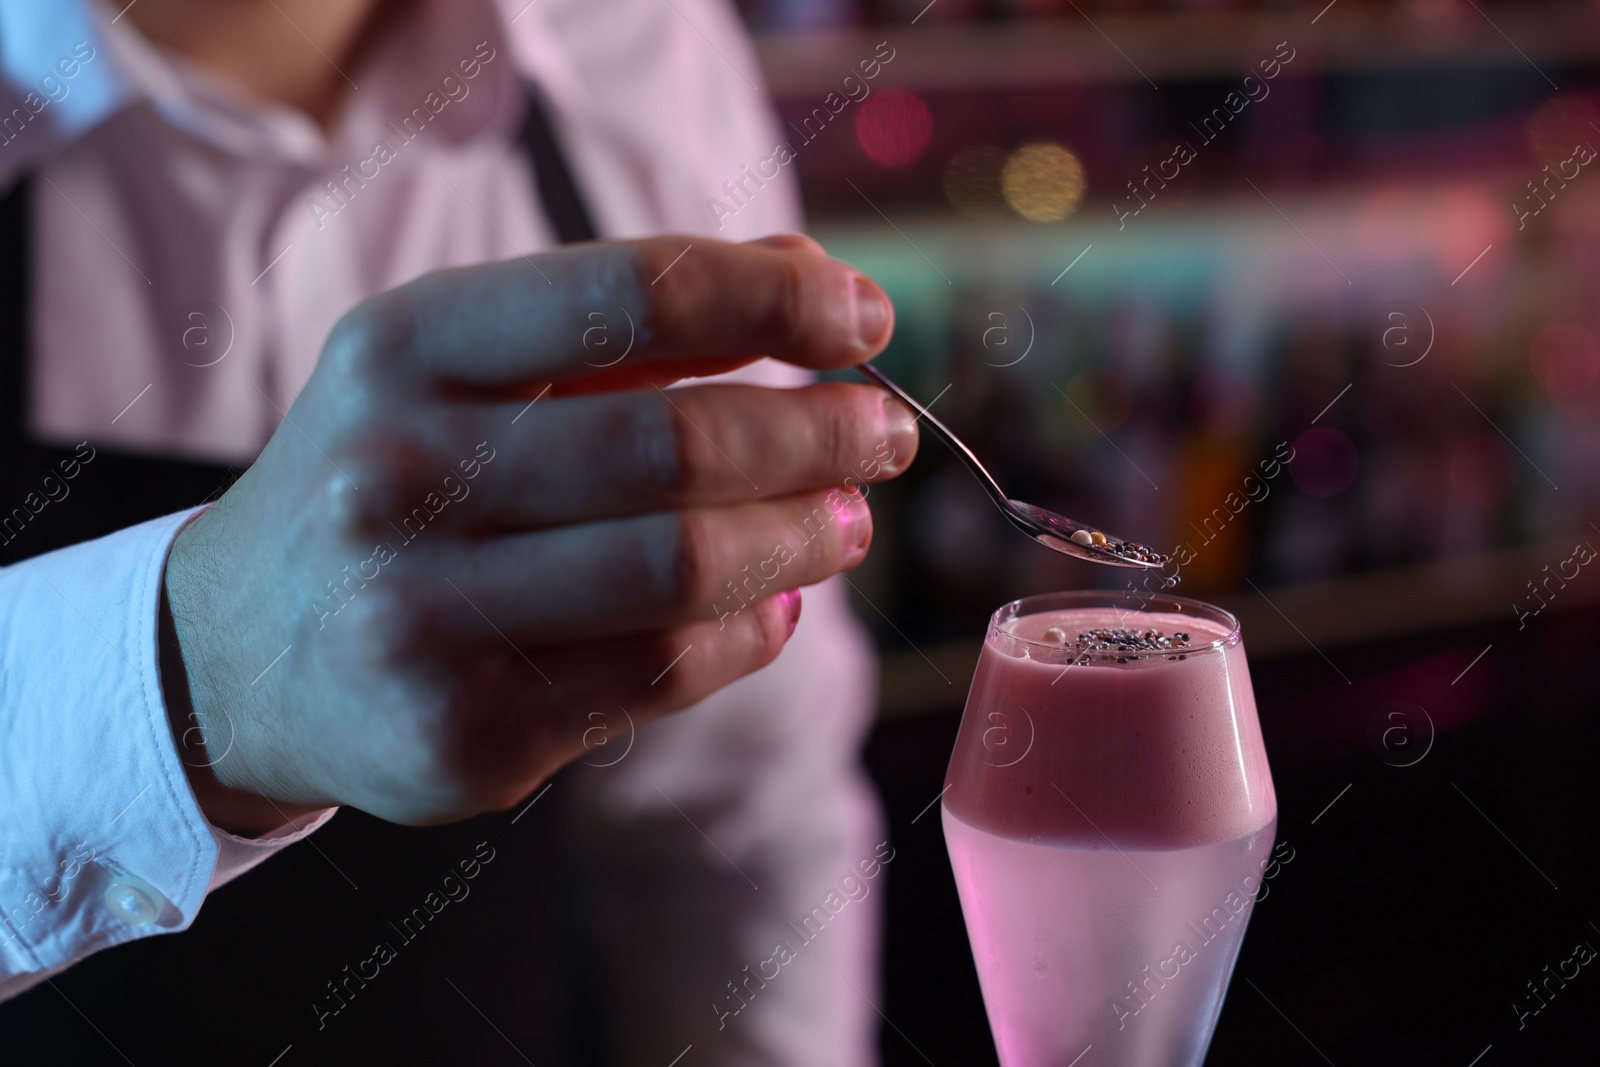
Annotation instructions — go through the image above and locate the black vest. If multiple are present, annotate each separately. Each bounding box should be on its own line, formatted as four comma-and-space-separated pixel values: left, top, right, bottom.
1, 91, 615, 1066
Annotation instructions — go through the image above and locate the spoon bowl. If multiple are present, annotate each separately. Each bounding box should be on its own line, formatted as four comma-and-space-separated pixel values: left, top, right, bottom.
855, 362, 1169, 572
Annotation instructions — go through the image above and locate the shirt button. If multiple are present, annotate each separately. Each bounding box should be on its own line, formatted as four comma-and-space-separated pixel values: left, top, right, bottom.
104, 876, 163, 926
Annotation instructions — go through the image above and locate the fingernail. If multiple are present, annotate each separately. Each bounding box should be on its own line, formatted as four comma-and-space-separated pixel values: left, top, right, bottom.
851, 273, 892, 349
845, 495, 873, 554
777, 588, 803, 638
881, 395, 916, 470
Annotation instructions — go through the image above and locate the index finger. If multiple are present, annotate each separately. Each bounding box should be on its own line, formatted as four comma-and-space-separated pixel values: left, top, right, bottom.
344, 236, 895, 387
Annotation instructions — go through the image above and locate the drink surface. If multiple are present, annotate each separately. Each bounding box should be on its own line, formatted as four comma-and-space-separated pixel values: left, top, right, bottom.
943, 602, 1277, 1067
944, 607, 1275, 850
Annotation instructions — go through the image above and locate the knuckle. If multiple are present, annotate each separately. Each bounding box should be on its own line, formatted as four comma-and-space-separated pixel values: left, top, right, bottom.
811, 385, 855, 476
338, 580, 421, 661
792, 492, 844, 556
634, 238, 698, 348
661, 510, 717, 609
430, 676, 563, 815
327, 436, 437, 536
645, 393, 711, 499
324, 296, 407, 374
754, 257, 807, 350
599, 397, 682, 502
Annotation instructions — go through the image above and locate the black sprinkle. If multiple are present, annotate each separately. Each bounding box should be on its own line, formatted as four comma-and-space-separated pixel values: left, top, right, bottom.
1095, 538, 1172, 567
1062, 626, 1194, 663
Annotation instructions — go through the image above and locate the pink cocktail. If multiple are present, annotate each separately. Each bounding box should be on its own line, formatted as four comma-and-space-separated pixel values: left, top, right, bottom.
943, 591, 1276, 1067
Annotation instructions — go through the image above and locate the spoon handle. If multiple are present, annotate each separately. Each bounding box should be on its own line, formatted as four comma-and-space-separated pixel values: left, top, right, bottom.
855, 362, 1011, 510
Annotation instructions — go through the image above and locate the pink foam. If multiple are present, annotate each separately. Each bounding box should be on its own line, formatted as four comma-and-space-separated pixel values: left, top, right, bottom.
945, 608, 1276, 849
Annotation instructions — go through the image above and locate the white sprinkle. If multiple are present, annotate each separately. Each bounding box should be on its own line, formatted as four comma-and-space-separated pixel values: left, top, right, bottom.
1070, 529, 1094, 546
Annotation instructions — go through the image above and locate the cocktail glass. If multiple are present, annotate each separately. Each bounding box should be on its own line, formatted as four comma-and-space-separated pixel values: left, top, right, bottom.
943, 590, 1277, 1067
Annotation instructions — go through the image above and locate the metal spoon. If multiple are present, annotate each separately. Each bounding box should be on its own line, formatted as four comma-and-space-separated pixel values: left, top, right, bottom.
855, 362, 1169, 570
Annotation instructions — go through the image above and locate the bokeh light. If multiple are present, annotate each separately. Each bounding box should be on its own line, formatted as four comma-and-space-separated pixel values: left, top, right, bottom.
1000, 142, 1086, 222
1529, 322, 1600, 395
1449, 435, 1519, 508
943, 145, 1009, 220
855, 89, 933, 167
1525, 95, 1600, 164
1426, 185, 1506, 277
1288, 427, 1359, 497
1188, 369, 1258, 439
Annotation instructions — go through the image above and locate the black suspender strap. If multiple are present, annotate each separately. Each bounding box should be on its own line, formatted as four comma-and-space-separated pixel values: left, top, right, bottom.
517, 84, 600, 244
0, 175, 32, 480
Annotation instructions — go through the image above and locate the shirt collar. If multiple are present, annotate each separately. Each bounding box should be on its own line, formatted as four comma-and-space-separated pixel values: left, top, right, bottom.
0, 0, 585, 185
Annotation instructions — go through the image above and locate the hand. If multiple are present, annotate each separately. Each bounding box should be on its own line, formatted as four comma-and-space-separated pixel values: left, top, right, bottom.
161, 234, 917, 832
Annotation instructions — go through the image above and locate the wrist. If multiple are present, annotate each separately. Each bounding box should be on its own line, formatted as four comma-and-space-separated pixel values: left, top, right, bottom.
160, 525, 324, 837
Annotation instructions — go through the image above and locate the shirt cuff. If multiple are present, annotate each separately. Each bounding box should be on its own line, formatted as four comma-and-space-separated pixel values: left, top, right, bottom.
208, 808, 338, 893
0, 506, 329, 995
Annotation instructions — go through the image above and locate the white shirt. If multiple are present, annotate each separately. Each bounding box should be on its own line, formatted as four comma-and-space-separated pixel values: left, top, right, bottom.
0, 1, 883, 1061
